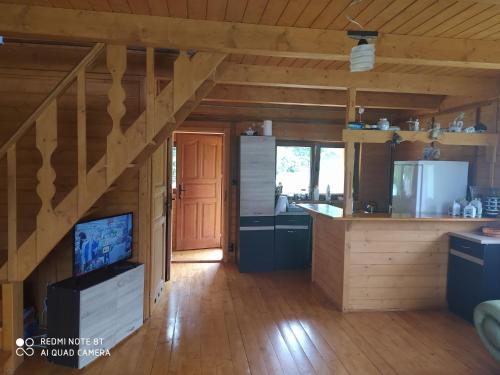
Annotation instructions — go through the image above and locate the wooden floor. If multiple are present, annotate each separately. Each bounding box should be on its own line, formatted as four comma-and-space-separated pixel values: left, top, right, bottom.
172, 249, 223, 263
12, 262, 500, 375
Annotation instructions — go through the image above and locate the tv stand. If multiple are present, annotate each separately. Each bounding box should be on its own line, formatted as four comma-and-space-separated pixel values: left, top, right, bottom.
47, 262, 144, 368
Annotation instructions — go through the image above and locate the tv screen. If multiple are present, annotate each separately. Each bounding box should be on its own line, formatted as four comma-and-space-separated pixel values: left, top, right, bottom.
73, 213, 133, 277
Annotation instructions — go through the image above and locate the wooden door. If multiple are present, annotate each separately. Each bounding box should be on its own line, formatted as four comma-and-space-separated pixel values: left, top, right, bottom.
150, 142, 167, 308
175, 133, 223, 250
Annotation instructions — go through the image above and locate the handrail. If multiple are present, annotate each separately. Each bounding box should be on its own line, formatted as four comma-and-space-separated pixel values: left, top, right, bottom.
0, 42, 105, 159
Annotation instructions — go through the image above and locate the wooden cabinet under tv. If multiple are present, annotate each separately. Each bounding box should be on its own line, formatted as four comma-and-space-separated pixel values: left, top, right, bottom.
47, 262, 144, 369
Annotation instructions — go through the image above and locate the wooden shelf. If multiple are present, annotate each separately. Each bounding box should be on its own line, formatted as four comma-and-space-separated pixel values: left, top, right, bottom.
342, 129, 499, 147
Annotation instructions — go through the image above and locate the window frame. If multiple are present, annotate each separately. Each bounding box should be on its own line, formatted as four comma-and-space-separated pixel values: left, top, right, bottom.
276, 140, 344, 200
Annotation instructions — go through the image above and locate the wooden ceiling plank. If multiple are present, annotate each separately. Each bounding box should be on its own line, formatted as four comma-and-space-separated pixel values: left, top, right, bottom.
410, 2, 476, 36
454, 10, 500, 38
469, 20, 500, 39
277, 57, 296, 67
379, 0, 437, 33
258, 0, 289, 25
68, 0, 93, 10
216, 62, 499, 96
187, 0, 207, 19
290, 58, 309, 68
107, 0, 132, 13
293, 0, 331, 27
224, 0, 248, 22
127, 0, 151, 15
147, 0, 169, 17
167, 0, 187, 18
206, 85, 443, 110
87, 0, 112, 12
206, 0, 227, 20
276, 0, 310, 26
422, 3, 493, 37
439, 5, 500, 37
302, 60, 322, 69
4, 4, 500, 69
242, 0, 268, 23
253, 55, 272, 65
364, 0, 416, 31
48, 0, 73, 7
393, 0, 456, 35
241, 55, 257, 64
310, 0, 350, 29
328, 0, 375, 30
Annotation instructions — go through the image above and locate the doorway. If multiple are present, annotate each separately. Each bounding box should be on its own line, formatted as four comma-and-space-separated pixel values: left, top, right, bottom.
171, 132, 224, 263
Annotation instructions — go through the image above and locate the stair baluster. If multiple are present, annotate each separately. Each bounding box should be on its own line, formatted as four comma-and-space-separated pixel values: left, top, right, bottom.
106, 45, 128, 184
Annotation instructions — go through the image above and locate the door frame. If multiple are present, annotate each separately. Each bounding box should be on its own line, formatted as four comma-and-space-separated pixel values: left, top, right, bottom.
172, 124, 231, 261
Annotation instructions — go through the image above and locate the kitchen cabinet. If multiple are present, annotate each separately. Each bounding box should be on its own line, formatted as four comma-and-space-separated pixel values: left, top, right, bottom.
447, 233, 500, 322
238, 136, 276, 272
275, 214, 311, 270
239, 216, 275, 272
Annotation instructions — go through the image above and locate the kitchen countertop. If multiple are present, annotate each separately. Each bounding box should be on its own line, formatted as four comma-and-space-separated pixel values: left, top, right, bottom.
449, 231, 500, 244
298, 203, 498, 222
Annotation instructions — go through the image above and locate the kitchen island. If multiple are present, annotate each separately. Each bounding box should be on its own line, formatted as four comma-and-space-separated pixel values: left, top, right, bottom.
298, 203, 497, 312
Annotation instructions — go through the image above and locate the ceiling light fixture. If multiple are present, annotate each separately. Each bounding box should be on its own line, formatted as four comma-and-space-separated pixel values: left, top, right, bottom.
347, 30, 378, 73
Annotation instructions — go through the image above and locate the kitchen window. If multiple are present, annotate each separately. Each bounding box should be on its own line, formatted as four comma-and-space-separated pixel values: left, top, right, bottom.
276, 145, 312, 197
276, 142, 344, 199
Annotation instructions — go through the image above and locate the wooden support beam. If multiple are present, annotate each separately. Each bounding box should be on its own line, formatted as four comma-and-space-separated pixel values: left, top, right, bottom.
77, 69, 87, 214
345, 88, 356, 127
7, 146, 18, 281
344, 142, 355, 216
3, 4, 500, 69
205, 85, 442, 111
146, 47, 156, 141
2, 282, 23, 373
216, 63, 498, 97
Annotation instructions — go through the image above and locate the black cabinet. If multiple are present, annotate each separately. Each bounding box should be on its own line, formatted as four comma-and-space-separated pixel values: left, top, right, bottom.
447, 234, 500, 322
274, 214, 311, 270
239, 216, 275, 272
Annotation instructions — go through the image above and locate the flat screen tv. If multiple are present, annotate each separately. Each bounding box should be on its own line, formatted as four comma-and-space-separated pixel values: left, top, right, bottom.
73, 212, 133, 277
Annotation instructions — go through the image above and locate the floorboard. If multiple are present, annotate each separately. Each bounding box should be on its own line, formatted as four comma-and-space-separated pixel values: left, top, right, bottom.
11, 262, 500, 375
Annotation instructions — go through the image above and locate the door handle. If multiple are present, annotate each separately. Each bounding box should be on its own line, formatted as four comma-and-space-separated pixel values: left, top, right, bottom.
178, 184, 186, 199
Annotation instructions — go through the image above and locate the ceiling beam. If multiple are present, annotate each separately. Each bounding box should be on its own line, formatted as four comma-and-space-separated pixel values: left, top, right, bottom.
216, 63, 499, 97
2, 4, 500, 70
205, 85, 442, 111
190, 102, 409, 124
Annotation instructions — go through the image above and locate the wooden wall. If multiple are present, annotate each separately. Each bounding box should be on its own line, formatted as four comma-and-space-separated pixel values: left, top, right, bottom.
310, 214, 346, 309
346, 220, 486, 311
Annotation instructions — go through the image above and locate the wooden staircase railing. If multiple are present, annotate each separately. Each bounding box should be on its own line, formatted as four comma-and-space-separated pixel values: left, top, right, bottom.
0, 42, 226, 374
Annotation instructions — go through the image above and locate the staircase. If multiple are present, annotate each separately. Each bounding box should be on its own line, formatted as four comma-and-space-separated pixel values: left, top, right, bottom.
0, 43, 226, 374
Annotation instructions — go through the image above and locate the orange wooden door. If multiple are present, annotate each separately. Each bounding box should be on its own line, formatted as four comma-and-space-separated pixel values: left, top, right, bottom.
175, 133, 223, 250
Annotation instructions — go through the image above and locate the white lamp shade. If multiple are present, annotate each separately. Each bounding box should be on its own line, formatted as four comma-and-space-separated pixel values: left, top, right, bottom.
350, 43, 375, 72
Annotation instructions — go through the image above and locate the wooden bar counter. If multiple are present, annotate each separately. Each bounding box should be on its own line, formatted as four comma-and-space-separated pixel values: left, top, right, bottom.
298, 203, 497, 312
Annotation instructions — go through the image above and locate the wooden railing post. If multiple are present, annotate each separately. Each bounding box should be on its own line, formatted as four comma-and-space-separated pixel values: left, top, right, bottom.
77, 69, 87, 214
36, 100, 58, 251
106, 45, 127, 184
7, 145, 18, 280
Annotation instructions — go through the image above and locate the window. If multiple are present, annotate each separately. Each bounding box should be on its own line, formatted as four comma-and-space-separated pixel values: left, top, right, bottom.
318, 147, 344, 194
276, 145, 312, 197
276, 142, 344, 199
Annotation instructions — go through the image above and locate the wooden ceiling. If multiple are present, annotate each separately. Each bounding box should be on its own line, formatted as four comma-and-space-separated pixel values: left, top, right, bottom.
2, 0, 500, 78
